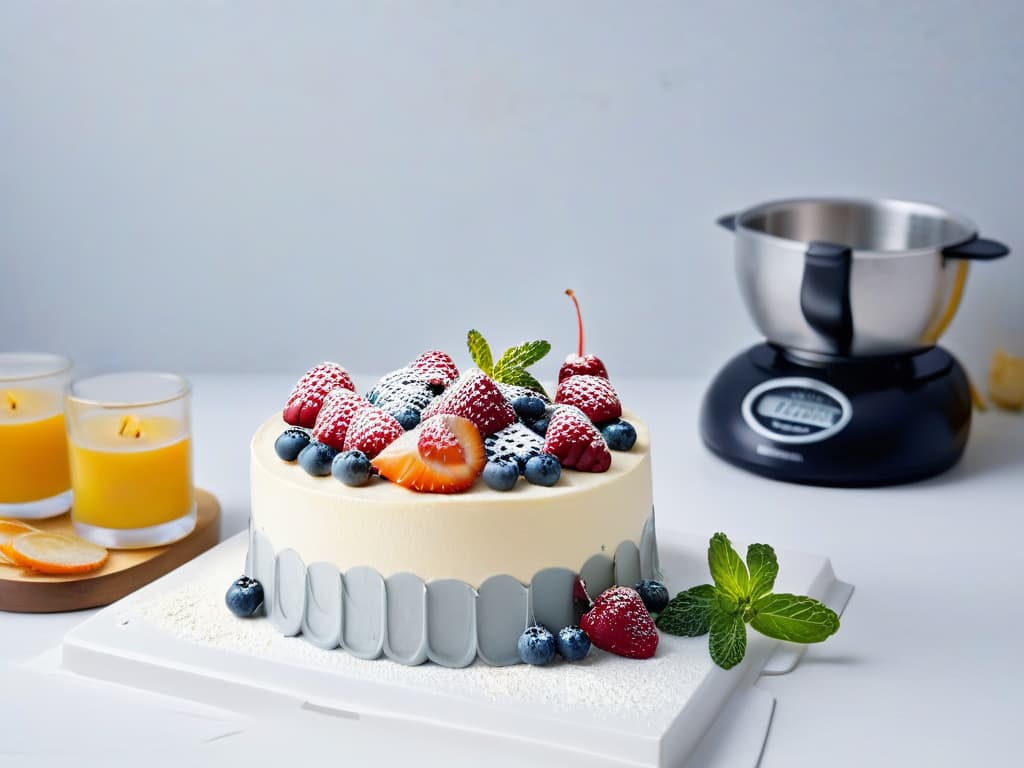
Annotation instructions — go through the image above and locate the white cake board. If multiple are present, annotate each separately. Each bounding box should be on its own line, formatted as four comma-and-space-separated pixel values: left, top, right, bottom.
59, 530, 853, 767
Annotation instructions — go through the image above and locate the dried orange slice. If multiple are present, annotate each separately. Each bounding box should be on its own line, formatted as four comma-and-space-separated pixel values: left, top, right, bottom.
0, 520, 38, 564
1, 532, 108, 574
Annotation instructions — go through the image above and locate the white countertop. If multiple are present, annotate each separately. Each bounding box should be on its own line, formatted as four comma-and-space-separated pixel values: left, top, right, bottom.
2, 374, 1022, 766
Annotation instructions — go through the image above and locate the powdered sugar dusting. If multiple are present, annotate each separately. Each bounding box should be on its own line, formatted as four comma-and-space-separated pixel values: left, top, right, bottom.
137, 579, 711, 726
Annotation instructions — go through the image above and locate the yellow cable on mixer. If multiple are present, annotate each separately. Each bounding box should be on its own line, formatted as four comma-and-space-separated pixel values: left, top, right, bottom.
925, 260, 969, 344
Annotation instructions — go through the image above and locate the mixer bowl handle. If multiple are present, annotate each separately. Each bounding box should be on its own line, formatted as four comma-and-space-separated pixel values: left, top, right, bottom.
800, 242, 854, 356
942, 236, 1010, 261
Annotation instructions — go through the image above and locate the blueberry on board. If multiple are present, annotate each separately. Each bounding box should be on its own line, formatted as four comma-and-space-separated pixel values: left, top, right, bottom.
511, 395, 547, 422
297, 441, 337, 476
482, 460, 519, 491
635, 579, 670, 613
225, 576, 264, 617
517, 625, 557, 665
602, 420, 637, 451
556, 625, 592, 662
274, 428, 311, 461
332, 449, 372, 486
392, 407, 421, 431
527, 417, 549, 437
524, 453, 561, 486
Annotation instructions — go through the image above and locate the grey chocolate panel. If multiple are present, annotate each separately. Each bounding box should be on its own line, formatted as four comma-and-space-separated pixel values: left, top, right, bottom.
579, 554, 615, 602
384, 573, 428, 666
342, 567, 386, 660
244, 518, 254, 577
301, 562, 343, 650
614, 541, 642, 589
640, 512, 656, 581
476, 575, 530, 666
251, 529, 275, 618
426, 580, 478, 668
271, 549, 306, 637
529, 568, 576, 632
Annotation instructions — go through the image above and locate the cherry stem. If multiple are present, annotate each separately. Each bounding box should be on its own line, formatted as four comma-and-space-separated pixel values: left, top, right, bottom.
565, 289, 584, 357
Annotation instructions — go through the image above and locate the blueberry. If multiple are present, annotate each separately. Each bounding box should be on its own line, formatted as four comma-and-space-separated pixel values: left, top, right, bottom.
225, 576, 264, 617
482, 460, 519, 491
511, 395, 546, 422
635, 579, 670, 613
297, 441, 337, 476
274, 428, 311, 461
332, 449, 372, 486
524, 453, 561, 486
517, 625, 557, 665
527, 417, 549, 437
392, 407, 421, 431
556, 625, 592, 662
602, 420, 637, 451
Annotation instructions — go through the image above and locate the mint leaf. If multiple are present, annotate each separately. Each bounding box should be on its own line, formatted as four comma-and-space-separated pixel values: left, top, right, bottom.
495, 367, 549, 399
749, 593, 839, 643
494, 340, 551, 374
656, 584, 718, 636
709, 610, 747, 669
746, 543, 778, 601
467, 330, 493, 375
708, 532, 749, 600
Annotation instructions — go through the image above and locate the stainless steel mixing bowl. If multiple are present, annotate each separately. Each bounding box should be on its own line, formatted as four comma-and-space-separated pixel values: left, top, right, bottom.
718, 198, 1010, 357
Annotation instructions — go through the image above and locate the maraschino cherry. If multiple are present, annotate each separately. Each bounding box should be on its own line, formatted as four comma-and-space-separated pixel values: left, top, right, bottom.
558, 289, 609, 382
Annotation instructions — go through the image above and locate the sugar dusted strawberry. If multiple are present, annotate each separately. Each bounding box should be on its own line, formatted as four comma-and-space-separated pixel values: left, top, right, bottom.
284, 363, 356, 427
555, 374, 622, 423
409, 350, 459, 389
558, 289, 609, 382
543, 406, 612, 472
372, 414, 485, 493
420, 369, 517, 436
580, 586, 659, 660
343, 408, 404, 459
312, 389, 372, 451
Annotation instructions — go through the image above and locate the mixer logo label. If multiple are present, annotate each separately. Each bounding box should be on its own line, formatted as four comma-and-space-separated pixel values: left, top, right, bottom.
756, 444, 804, 463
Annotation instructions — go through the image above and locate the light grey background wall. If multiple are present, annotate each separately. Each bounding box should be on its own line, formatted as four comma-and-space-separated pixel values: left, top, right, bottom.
2, 0, 1021, 380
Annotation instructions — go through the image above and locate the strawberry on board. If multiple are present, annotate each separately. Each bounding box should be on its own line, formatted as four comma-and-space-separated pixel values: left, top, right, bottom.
372, 414, 486, 493
580, 586, 659, 660
312, 389, 372, 451
543, 406, 612, 472
420, 369, 517, 436
343, 408, 404, 459
283, 362, 356, 428
555, 374, 622, 424
409, 350, 460, 389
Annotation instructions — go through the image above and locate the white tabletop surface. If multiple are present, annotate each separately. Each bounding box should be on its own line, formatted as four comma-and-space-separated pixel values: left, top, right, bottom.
2, 373, 1022, 766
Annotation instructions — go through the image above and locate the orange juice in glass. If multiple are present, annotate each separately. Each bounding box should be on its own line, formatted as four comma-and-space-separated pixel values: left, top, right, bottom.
0, 353, 73, 519
66, 372, 195, 548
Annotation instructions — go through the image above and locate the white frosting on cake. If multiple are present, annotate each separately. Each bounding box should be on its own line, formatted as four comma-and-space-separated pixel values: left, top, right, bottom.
250, 411, 653, 586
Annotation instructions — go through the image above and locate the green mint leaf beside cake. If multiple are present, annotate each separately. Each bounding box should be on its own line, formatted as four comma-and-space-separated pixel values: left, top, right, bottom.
658, 533, 841, 670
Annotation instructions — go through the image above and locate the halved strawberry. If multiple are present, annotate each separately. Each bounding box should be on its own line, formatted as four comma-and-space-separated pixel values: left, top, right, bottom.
343, 408, 404, 459
284, 362, 357, 427
555, 374, 622, 423
372, 414, 485, 493
409, 350, 459, 388
543, 406, 611, 472
312, 389, 372, 450
420, 369, 516, 435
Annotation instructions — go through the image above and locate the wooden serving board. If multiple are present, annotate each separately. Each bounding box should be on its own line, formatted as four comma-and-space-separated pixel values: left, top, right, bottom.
0, 489, 220, 613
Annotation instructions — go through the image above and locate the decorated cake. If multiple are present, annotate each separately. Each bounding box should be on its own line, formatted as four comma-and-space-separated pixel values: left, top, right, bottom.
233, 292, 665, 667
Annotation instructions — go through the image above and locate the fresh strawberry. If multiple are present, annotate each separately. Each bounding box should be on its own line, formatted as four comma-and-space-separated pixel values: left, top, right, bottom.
312, 389, 372, 450
555, 374, 622, 423
371, 414, 485, 493
343, 408, 404, 458
283, 363, 356, 427
420, 369, 517, 435
542, 406, 611, 472
409, 350, 459, 388
580, 586, 659, 660
558, 289, 609, 382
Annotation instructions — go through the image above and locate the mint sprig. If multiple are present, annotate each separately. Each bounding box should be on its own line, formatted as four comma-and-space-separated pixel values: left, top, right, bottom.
656, 532, 840, 670
467, 330, 551, 398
